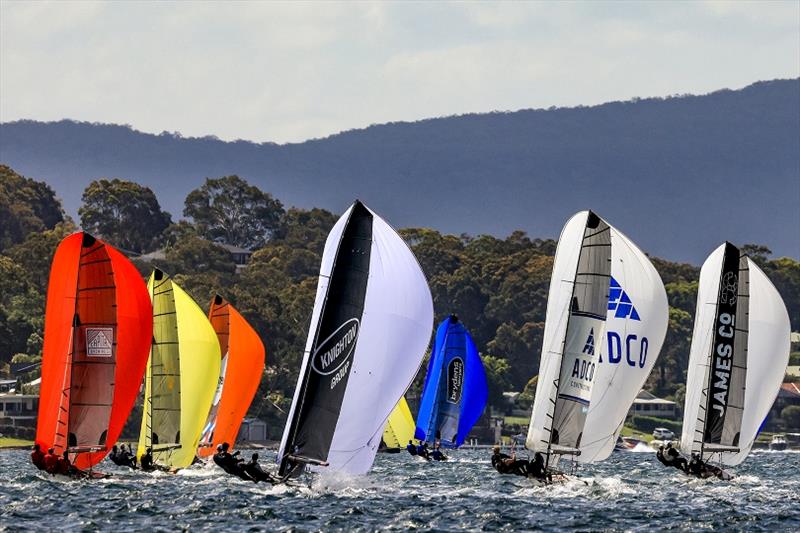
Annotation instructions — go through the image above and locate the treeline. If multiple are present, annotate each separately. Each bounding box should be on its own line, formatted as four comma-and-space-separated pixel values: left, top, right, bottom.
2, 164, 798, 434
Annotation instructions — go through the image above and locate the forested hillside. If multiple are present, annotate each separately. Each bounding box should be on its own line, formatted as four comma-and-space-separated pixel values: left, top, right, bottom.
2, 79, 798, 263
2, 166, 798, 436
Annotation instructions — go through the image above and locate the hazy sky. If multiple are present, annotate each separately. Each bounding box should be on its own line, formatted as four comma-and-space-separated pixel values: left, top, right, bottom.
1, 1, 798, 144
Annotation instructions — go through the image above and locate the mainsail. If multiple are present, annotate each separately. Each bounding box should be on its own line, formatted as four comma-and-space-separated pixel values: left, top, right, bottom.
382, 397, 416, 450
526, 211, 668, 465
277, 200, 433, 476
680, 243, 790, 466
414, 316, 487, 448
137, 270, 221, 470
36, 232, 151, 471
198, 295, 265, 457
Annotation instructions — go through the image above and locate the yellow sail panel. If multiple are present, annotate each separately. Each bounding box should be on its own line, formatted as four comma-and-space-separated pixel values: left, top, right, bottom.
383, 397, 416, 449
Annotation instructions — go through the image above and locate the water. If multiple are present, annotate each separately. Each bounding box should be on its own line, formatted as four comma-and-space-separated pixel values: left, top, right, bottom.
1, 448, 799, 531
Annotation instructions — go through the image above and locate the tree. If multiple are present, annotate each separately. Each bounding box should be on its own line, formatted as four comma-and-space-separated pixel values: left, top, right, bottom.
0, 165, 64, 251
184, 175, 285, 250
781, 405, 800, 430
79, 179, 172, 253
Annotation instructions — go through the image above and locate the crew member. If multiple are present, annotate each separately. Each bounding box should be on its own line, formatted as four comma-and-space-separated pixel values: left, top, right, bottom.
431, 443, 447, 461
665, 443, 688, 473
140, 447, 155, 472
30, 443, 45, 470
406, 440, 417, 456
491, 445, 527, 475
243, 453, 274, 483
43, 447, 59, 474
109, 445, 124, 466
56, 450, 73, 476
416, 442, 431, 460
528, 452, 547, 480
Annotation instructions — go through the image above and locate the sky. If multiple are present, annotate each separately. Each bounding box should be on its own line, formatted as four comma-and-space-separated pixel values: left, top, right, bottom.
1, 1, 798, 144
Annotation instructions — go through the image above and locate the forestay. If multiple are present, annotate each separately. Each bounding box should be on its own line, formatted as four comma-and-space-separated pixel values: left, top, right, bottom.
278, 200, 433, 476
680, 243, 790, 466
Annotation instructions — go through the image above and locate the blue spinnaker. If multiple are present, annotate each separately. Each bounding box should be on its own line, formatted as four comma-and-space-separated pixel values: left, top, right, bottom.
414, 315, 488, 448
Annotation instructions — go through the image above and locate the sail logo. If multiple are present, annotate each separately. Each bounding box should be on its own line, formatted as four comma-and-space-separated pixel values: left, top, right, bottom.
608, 277, 640, 321
311, 318, 360, 378
719, 272, 738, 305
583, 329, 595, 355
86, 327, 113, 357
446, 357, 464, 404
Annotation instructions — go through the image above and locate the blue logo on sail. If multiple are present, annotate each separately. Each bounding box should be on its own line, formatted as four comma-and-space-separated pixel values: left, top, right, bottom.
608, 277, 640, 320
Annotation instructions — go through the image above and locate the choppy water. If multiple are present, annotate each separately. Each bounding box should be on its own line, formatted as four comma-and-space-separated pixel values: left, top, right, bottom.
1, 447, 798, 531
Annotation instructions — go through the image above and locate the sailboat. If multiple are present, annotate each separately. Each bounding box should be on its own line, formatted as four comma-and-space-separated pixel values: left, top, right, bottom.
679, 242, 790, 474
526, 210, 668, 477
137, 269, 221, 470
35, 232, 152, 475
277, 200, 433, 477
197, 294, 266, 457
414, 315, 488, 448
380, 397, 416, 453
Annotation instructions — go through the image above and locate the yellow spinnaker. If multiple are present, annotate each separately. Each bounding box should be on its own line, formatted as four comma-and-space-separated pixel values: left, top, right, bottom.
138, 271, 221, 470
382, 397, 416, 449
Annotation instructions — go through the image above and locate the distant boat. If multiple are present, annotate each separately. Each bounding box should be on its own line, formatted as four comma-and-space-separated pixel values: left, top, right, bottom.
277, 200, 433, 477
35, 232, 152, 474
137, 269, 221, 470
526, 211, 668, 475
414, 315, 487, 448
769, 435, 788, 451
197, 295, 265, 457
380, 397, 416, 453
680, 242, 790, 469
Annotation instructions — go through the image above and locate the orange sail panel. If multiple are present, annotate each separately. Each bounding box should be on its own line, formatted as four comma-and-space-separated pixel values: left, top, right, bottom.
35, 232, 152, 471
198, 295, 265, 456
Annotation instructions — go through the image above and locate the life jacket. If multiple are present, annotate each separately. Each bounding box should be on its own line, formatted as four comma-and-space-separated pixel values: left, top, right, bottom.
43, 453, 59, 474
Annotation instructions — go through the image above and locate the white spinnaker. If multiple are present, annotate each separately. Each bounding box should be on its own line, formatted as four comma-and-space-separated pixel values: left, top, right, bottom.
277, 202, 434, 475
578, 225, 668, 463
526, 212, 587, 453
681, 245, 790, 466
325, 205, 433, 474
276, 206, 349, 465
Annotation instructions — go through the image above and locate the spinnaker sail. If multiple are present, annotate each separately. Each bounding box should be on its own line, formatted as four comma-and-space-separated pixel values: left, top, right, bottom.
382, 397, 417, 450
680, 242, 790, 466
137, 270, 221, 470
198, 295, 265, 457
36, 232, 152, 471
414, 315, 487, 448
526, 211, 668, 466
277, 200, 433, 476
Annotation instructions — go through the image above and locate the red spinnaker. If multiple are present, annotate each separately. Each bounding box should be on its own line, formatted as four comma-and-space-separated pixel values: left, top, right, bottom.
36, 232, 152, 470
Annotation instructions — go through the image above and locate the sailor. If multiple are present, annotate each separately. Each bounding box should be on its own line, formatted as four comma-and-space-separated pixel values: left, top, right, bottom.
665, 443, 688, 473
416, 442, 431, 460
109, 445, 124, 466
490, 445, 528, 476
43, 447, 60, 474
30, 443, 45, 470
406, 440, 417, 456
121, 444, 137, 468
140, 447, 155, 472
214, 442, 253, 481
56, 450, 73, 476
687, 453, 707, 477
528, 452, 547, 480
431, 443, 447, 461
243, 453, 274, 483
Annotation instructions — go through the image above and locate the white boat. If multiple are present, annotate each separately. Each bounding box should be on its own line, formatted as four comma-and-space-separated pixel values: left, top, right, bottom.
680, 242, 791, 470
277, 200, 433, 477
769, 434, 788, 451
526, 210, 668, 475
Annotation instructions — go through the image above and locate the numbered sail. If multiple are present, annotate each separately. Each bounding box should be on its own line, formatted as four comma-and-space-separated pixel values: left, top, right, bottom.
414, 316, 487, 448
578, 224, 668, 462
137, 270, 221, 470
681, 243, 789, 466
527, 211, 611, 457
382, 397, 416, 450
278, 200, 433, 476
198, 295, 265, 457
36, 232, 152, 471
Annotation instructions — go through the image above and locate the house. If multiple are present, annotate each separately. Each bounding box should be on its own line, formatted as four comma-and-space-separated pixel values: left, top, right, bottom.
138, 242, 253, 271
237, 418, 267, 443
0, 394, 39, 427
629, 390, 678, 420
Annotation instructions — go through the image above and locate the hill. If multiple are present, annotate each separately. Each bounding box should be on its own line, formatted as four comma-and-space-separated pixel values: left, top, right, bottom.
1, 79, 798, 262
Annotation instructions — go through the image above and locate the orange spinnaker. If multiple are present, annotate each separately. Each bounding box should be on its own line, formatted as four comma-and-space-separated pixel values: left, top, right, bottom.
36, 232, 152, 470
198, 295, 265, 456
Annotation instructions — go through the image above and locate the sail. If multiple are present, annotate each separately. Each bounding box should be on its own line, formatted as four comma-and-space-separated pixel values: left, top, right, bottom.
382, 397, 416, 449
414, 316, 487, 448
137, 270, 221, 469
36, 232, 151, 470
278, 200, 433, 476
198, 295, 265, 457
577, 224, 668, 462
526, 211, 611, 457
681, 243, 789, 466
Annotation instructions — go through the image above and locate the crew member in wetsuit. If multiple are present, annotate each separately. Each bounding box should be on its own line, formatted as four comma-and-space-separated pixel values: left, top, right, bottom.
140, 447, 155, 472
528, 452, 547, 480
56, 450, 74, 476
665, 443, 688, 473
213, 442, 253, 481
243, 453, 274, 483
491, 445, 528, 475
109, 445, 123, 466
406, 440, 418, 456
31, 443, 45, 470
121, 444, 137, 468
416, 442, 431, 460
43, 447, 59, 474
431, 443, 447, 461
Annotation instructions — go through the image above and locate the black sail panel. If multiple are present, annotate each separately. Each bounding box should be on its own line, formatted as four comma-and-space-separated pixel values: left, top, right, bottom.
280, 202, 372, 474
